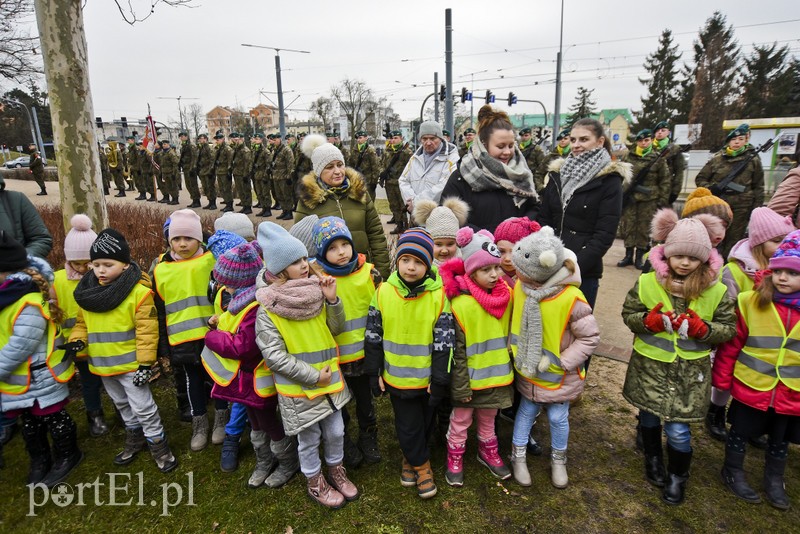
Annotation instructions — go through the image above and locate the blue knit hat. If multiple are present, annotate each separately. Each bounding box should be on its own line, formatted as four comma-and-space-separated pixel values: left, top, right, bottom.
207, 229, 247, 259
257, 221, 308, 275
769, 229, 800, 272
313, 216, 354, 259
213, 242, 263, 289
396, 227, 434, 270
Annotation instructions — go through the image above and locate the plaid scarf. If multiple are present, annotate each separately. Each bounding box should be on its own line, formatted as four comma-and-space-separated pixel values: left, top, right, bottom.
459, 137, 538, 208
558, 147, 611, 208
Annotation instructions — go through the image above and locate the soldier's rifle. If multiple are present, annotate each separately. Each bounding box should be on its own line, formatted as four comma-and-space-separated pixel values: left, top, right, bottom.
622, 143, 691, 208
378, 142, 410, 188
535, 132, 551, 147
709, 138, 775, 196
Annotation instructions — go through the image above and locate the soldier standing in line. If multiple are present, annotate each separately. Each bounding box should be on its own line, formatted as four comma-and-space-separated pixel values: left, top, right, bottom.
118, 139, 133, 191
652, 121, 687, 205
159, 139, 180, 205
137, 141, 156, 201
519, 127, 545, 181
98, 141, 111, 196
266, 134, 280, 210
195, 133, 216, 209
229, 132, 253, 214
332, 132, 350, 163
27, 143, 47, 196
442, 129, 452, 143
348, 130, 381, 201
695, 124, 765, 258
213, 131, 234, 212
153, 142, 165, 201
458, 127, 476, 158
251, 133, 272, 217
178, 131, 201, 208
380, 130, 413, 233
107, 140, 127, 197
534, 128, 571, 194
271, 133, 296, 220
125, 136, 143, 200
618, 129, 671, 269
292, 132, 313, 204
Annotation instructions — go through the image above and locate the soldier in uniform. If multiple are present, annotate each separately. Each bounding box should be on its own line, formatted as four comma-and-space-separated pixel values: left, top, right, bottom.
195, 133, 216, 209
348, 130, 381, 201
178, 131, 201, 208
136, 141, 155, 201
98, 142, 111, 195
124, 136, 143, 200
653, 120, 687, 204
159, 139, 180, 205
271, 133, 296, 220
266, 134, 280, 210
519, 127, 545, 186
27, 143, 46, 196
229, 132, 253, 214
213, 131, 234, 212
332, 132, 349, 163
292, 132, 313, 205
250, 133, 272, 217
106, 140, 127, 197
459, 127, 476, 158
442, 129, 451, 143
380, 130, 413, 233
152, 142, 165, 201
695, 124, 765, 257
534, 128, 571, 193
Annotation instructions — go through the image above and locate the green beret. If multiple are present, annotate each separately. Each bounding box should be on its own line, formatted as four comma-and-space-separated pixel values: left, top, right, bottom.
325, 132, 335, 137
178, 131, 189, 137
284, 133, 294, 140
265, 133, 275, 140
197, 133, 208, 140
389, 130, 403, 138
213, 133, 225, 139
252, 133, 265, 139
635, 129, 653, 141
726, 124, 749, 142
442, 129, 450, 136
464, 128, 476, 134
355, 130, 368, 137
298, 132, 307, 138
229, 132, 241, 139
519, 127, 532, 135
125, 135, 135, 140
160, 139, 170, 145
653, 121, 669, 131
556, 129, 571, 140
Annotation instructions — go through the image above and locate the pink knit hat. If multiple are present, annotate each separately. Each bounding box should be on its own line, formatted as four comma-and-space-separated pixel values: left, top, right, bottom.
748, 207, 795, 247
168, 209, 203, 242
652, 209, 713, 262
456, 227, 501, 275
493, 216, 541, 244
63, 214, 97, 261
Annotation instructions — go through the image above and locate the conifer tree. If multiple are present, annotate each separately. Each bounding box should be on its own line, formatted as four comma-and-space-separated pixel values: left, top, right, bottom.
737, 43, 793, 118
565, 87, 597, 127
633, 29, 682, 131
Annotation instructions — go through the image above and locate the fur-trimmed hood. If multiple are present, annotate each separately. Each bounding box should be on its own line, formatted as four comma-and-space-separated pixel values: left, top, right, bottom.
548, 157, 633, 189
296, 167, 368, 210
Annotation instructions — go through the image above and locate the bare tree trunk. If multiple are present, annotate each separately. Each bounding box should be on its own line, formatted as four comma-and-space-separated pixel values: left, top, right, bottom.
34, 0, 107, 231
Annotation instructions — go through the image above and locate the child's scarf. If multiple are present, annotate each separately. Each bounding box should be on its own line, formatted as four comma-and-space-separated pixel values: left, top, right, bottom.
255, 275, 324, 320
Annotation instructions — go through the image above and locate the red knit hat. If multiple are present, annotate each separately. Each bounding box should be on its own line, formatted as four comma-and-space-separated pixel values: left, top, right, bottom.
493, 217, 541, 244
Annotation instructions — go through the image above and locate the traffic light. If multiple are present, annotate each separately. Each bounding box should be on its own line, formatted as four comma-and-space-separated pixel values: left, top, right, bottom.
460, 87, 468, 103
439, 84, 446, 102
95, 117, 103, 128
507, 92, 517, 106
121, 116, 128, 128
383, 122, 391, 139
485, 90, 495, 103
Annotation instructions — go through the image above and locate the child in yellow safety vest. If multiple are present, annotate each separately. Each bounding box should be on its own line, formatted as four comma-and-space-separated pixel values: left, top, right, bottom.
438, 227, 514, 487
0, 232, 79, 487
713, 229, 800, 510
508, 226, 599, 489
69, 228, 178, 473
364, 227, 454, 500
253, 221, 358, 510
311, 216, 383, 468
622, 209, 735, 505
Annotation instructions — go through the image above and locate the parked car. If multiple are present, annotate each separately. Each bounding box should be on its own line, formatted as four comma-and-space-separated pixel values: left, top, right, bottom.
4, 156, 30, 169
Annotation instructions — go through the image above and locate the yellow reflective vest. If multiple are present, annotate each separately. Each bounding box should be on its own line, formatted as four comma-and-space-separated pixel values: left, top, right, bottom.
723, 262, 754, 296
154, 252, 216, 345
332, 262, 376, 365
633, 272, 727, 362
510, 283, 585, 390
52, 269, 87, 359
734, 291, 800, 392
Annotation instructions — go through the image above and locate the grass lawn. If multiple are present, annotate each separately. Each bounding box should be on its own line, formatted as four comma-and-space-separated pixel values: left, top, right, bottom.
1, 357, 797, 533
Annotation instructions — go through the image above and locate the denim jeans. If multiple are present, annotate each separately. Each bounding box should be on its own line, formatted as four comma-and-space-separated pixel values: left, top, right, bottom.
225, 402, 248, 437
580, 277, 599, 310
512, 397, 570, 451
639, 410, 692, 452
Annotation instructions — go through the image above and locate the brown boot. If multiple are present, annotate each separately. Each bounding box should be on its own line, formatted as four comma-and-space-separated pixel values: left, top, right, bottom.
327, 463, 359, 501
401, 456, 417, 487
413, 461, 437, 499
307, 471, 346, 509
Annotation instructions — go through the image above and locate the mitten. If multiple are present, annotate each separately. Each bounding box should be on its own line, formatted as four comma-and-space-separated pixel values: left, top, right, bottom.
643, 303, 669, 333
685, 309, 709, 339
537, 352, 551, 373
132, 365, 152, 387
56, 340, 86, 360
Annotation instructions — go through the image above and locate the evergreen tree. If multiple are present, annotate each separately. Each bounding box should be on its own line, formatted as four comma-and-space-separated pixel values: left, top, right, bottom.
737, 43, 793, 118
786, 58, 800, 117
633, 29, 682, 131
673, 64, 694, 125
565, 86, 597, 127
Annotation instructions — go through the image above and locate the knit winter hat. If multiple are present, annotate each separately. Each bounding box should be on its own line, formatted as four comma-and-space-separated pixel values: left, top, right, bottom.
168, 209, 203, 242
681, 188, 733, 226
312, 216, 354, 259
63, 214, 98, 261
290, 215, 320, 258
651, 208, 713, 263
748, 207, 795, 247
207, 229, 247, 259
494, 216, 542, 244
213, 241, 264, 289
418, 121, 443, 139
511, 226, 565, 283
456, 227, 501, 275
90, 228, 130, 264
769, 230, 800, 272
214, 212, 255, 240
396, 227, 434, 270
0, 230, 29, 272
257, 221, 308, 275
412, 197, 469, 240
301, 134, 344, 177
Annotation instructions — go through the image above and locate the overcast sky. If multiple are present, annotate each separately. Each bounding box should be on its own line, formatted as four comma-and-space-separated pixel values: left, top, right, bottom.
70, 1, 800, 127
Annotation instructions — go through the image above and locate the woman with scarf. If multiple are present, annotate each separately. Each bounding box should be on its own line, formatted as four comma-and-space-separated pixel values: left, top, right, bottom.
440, 105, 539, 234
294, 135, 391, 280
537, 118, 632, 309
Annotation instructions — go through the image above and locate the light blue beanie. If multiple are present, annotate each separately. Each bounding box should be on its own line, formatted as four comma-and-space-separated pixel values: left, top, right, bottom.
257, 221, 309, 275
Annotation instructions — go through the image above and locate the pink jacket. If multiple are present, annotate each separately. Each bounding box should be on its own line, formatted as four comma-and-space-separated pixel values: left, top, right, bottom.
767, 167, 800, 227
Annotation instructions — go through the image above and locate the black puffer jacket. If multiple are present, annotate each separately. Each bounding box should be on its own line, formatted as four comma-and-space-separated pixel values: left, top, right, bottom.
537, 158, 631, 279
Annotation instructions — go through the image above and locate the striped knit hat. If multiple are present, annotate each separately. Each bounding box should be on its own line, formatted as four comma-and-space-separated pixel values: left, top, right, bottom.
213, 241, 263, 289
396, 227, 434, 270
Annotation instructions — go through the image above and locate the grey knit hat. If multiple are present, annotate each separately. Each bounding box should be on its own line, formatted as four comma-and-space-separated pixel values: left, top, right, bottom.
511, 226, 565, 283
289, 215, 320, 258
256, 221, 308, 275
301, 134, 344, 176
214, 212, 255, 241
418, 121, 443, 139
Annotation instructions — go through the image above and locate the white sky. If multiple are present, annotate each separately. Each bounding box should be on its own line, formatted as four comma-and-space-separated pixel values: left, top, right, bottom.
67, 1, 800, 127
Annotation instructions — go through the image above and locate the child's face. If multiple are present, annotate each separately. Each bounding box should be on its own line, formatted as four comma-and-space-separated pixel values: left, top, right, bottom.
68, 260, 91, 275
284, 258, 309, 280
471, 264, 501, 291
496, 239, 515, 275
397, 254, 426, 283
763, 236, 784, 259
170, 236, 201, 260
91, 259, 128, 285
325, 238, 353, 267
668, 255, 702, 277
433, 238, 457, 262
772, 269, 800, 294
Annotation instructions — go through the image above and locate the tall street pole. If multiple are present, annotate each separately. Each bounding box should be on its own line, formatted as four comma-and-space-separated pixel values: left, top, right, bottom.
434, 72, 439, 123
444, 9, 454, 137
552, 0, 565, 140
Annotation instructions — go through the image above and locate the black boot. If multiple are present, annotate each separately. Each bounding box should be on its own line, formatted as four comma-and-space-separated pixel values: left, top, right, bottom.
146, 193, 156, 202
764, 453, 790, 510
239, 206, 252, 215
41, 410, 83, 488
256, 208, 272, 218
187, 199, 201, 208
634, 248, 648, 270
114, 190, 126, 198
277, 210, 292, 220
662, 445, 692, 505
721, 448, 760, 503
114, 427, 146, 465
343, 431, 364, 469
204, 201, 217, 210
103, 187, 110, 196
168, 195, 179, 205
387, 216, 397, 225
36, 187, 47, 196
705, 403, 728, 442
617, 247, 634, 267
135, 192, 147, 200
221, 205, 234, 213
86, 409, 109, 438
641, 425, 666, 488
270, 202, 280, 210
158, 196, 169, 204
358, 426, 382, 465
21, 413, 51, 485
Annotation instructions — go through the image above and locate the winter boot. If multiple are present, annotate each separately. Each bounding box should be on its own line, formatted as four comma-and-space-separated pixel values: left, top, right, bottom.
113, 426, 146, 465
86, 409, 109, 438
306, 470, 346, 509
114, 190, 126, 198
247, 431, 276, 489
444, 442, 466, 487
413, 460, 437, 499
617, 247, 634, 267
187, 199, 201, 208
634, 248, 648, 270
21, 414, 51, 485
400, 456, 417, 487
720, 448, 760, 503
749, 434, 769, 449
239, 206, 252, 215
662, 445, 692, 505
256, 208, 272, 218
477, 436, 511, 480
148, 435, 178, 473
190, 415, 209, 451
342, 431, 364, 469
511, 444, 531, 487
357, 426, 381, 465
764, 453, 790, 510
211, 408, 230, 445
203, 201, 217, 210
551, 449, 569, 489
135, 192, 147, 200
264, 436, 300, 488
327, 463, 360, 501
220, 433, 241, 473
705, 403, 728, 442
37, 187, 47, 196
641, 425, 666, 488
41, 410, 83, 488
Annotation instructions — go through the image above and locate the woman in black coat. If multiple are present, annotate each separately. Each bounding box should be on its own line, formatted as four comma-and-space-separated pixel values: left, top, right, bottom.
537, 118, 631, 308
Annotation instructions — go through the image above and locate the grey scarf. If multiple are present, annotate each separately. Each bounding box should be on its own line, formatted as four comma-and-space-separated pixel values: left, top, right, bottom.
558, 147, 611, 208
73, 262, 143, 313
515, 283, 562, 377
459, 137, 538, 208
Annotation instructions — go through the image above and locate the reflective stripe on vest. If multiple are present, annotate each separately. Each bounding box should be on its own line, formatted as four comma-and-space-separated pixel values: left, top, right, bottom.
253, 361, 277, 397
451, 289, 513, 391
266, 308, 343, 399
724, 262, 753, 296
733, 291, 800, 392
376, 283, 446, 390
510, 283, 586, 390
52, 270, 85, 359
332, 264, 376, 364
632, 272, 726, 362
154, 252, 216, 345
82, 283, 152, 376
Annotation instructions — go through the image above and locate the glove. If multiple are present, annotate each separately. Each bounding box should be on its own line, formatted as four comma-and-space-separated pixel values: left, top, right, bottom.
643, 303, 673, 334
708, 184, 722, 196
428, 382, 449, 407
685, 309, 709, 339
132, 365, 152, 387
56, 340, 85, 360
369, 375, 384, 398
537, 352, 551, 373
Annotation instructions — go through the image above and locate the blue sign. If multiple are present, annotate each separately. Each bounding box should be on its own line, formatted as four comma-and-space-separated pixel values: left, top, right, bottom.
489, 95, 496, 103
465, 92, 472, 102
613, 133, 619, 141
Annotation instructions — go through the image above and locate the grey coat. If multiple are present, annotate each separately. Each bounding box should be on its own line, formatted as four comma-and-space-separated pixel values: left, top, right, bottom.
0, 175, 53, 258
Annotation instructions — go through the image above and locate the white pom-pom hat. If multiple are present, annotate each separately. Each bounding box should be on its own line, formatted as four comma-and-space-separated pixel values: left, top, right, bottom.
302, 134, 344, 177
64, 214, 97, 261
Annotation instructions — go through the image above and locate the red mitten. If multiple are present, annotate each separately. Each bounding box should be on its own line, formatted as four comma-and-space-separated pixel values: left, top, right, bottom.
685, 309, 709, 339
644, 303, 667, 333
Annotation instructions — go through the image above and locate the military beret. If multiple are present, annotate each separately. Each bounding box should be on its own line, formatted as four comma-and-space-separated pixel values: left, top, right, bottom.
464, 128, 476, 134
178, 131, 189, 137
442, 129, 450, 136
252, 133, 265, 139
726, 124, 749, 142
213, 133, 225, 139
230, 132, 241, 139
325, 132, 335, 137
197, 133, 208, 140
389, 130, 403, 138
519, 127, 532, 135
298, 132, 307, 138
125, 135, 135, 140
284, 133, 294, 140
355, 130, 368, 137
635, 129, 653, 141
653, 121, 670, 131
160, 139, 170, 145
556, 129, 571, 140
265, 133, 275, 140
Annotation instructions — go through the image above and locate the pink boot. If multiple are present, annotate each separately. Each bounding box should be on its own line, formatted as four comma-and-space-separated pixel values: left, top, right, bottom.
445, 442, 466, 487
478, 437, 511, 480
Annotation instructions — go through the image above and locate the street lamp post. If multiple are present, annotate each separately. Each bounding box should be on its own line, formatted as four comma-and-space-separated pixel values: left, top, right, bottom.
552, 0, 565, 141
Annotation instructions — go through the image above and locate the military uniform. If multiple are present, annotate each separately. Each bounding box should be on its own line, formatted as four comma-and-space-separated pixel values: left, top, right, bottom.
229, 134, 253, 212
621, 146, 670, 251
459, 127, 476, 158
179, 134, 200, 206
380, 134, 413, 226
159, 143, 180, 204
106, 142, 127, 195
251, 136, 272, 216
272, 140, 295, 216
98, 145, 111, 195
293, 140, 313, 195
652, 122, 687, 204
125, 139, 143, 199
535, 145, 569, 194
213, 136, 234, 208
137, 146, 155, 199
520, 141, 545, 191
28, 147, 46, 195
348, 138, 380, 201
195, 135, 216, 208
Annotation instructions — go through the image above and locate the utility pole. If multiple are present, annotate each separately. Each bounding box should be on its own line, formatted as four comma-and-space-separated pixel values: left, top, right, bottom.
434, 72, 439, 123
552, 0, 565, 141
32, 107, 47, 164
444, 9, 454, 137
156, 96, 199, 131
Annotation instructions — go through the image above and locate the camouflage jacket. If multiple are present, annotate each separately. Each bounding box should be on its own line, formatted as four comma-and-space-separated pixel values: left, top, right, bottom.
655, 140, 687, 200
214, 143, 233, 177
99, 150, 110, 179
137, 149, 151, 175
125, 144, 138, 172
229, 143, 252, 177
196, 143, 214, 176
695, 148, 764, 206
251, 144, 270, 181
533, 147, 567, 194
272, 143, 295, 182
335, 143, 350, 164
160, 148, 179, 178
380, 143, 412, 182
294, 149, 312, 179
623, 149, 671, 205
458, 143, 472, 159
520, 141, 545, 176
179, 140, 197, 173
28, 151, 44, 175
348, 143, 380, 184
